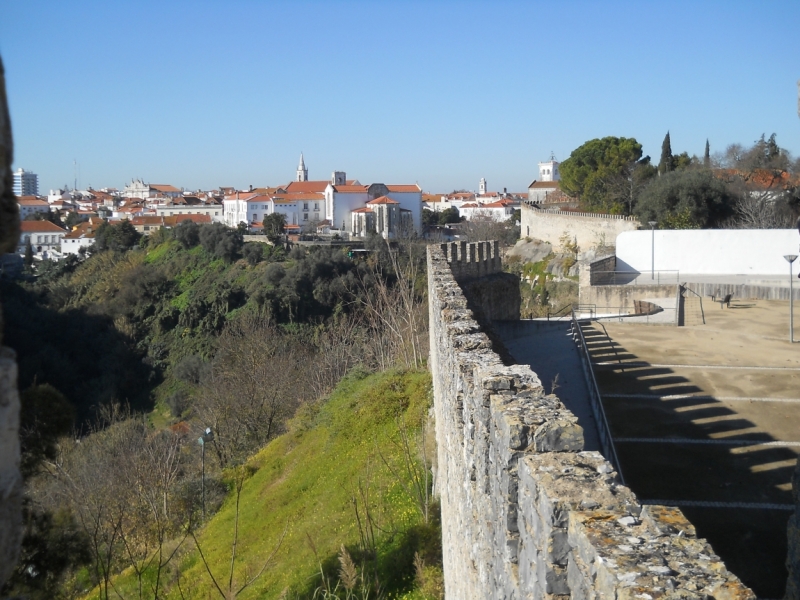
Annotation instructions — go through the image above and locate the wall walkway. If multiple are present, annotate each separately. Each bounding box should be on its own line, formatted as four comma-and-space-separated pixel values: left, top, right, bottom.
428, 241, 755, 598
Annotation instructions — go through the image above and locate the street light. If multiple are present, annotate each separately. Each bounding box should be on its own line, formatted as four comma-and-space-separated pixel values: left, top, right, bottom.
784, 255, 798, 343
197, 427, 214, 518
648, 221, 657, 280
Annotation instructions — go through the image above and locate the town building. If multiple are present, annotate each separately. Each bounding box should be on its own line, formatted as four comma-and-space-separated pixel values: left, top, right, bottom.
17, 196, 50, 219
130, 213, 212, 234
62, 220, 100, 256
122, 179, 182, 199
18, 220, 66, 258
528, 157, 573, 205
154, 196, 224, 222
13, 168, 38, 197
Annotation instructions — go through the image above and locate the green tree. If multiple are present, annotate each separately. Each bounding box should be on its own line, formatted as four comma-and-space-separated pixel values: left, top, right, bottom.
243, 242, 264, 266
24, 237, 34, 268
173, 219, 200, 249
198, 223, 243, 262
634, 169, 736, 228
559, 136, 646, 213
263, 212, 286, 243
704, 139, 711, 168
94, 220, 141, 252
437, 207, 460, 225
658, 131, 673, 175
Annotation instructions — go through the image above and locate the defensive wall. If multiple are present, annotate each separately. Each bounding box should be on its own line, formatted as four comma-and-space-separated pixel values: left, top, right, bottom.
0, 55, 22, 589
428, 241, 755, 598
520, 204, 640, 252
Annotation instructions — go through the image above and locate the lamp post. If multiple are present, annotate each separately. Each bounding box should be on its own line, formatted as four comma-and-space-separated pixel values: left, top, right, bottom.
648, 221, 657, 280
197, 427, 213, 518
785, 255, 798, 343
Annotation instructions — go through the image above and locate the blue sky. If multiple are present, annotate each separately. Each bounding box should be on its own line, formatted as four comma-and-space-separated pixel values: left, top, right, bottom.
1, 0, 798, 194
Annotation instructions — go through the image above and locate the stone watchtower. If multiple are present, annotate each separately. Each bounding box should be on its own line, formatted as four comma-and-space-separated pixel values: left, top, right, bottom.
296, 152, 308, 182
479, 177, 487, 195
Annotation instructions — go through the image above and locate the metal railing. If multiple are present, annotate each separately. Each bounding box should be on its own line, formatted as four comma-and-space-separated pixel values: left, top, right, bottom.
570, 310, 625, 484
591, 270, 680, 286
548, 303, 596, 321
681, 286, 706, 325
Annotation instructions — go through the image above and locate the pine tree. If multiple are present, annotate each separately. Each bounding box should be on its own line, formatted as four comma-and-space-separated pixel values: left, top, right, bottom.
658, 131, 673, 176
704, 139, 710, 168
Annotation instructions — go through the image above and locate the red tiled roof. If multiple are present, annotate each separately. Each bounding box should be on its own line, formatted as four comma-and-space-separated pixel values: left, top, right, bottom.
20, 220, 66, 233
165, 214, 211, 226
332, 185, 368, 193
18, 197, 48, 206
284, 181, 329, 193
150, 184, 181, 193
64, 222, 97, 240
351, 207, 372, 213
243, 195, 272, 203
528, 181, 560, 189
385, 184, 421, 193
367, 196, 399, 205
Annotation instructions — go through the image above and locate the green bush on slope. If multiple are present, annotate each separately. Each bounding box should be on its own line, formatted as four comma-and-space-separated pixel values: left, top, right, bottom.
92, 369, 440, 600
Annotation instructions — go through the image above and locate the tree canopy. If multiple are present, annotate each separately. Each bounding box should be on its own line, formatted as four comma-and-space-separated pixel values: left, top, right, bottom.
634, 169, 736, 228
559, 136, 651, 213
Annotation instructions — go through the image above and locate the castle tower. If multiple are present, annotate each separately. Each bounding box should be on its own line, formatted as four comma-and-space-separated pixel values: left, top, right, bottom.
296, 153, 308, 182
538, 155, 560, 182
479, 177, 487, 195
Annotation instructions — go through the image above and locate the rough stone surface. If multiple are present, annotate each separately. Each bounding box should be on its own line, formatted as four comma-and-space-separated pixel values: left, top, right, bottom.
786, 459, 800, 599
0, 54, 22, 589
428, 242, 755, 599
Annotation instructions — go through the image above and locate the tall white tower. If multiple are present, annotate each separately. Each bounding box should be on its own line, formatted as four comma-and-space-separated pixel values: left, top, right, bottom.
296, 153, 308, 182
479, 177, 487, 195
538, 155, 560, 182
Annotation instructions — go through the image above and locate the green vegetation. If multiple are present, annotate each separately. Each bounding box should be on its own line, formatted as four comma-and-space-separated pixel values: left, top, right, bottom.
560, 132, 799, 227
3, 225, 433, 599
83, 369, 440, 600
558, 136, 656, 214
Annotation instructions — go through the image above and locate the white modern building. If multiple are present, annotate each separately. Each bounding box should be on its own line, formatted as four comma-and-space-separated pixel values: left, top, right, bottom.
155, 197, 224, 222
13, 168, 39, 197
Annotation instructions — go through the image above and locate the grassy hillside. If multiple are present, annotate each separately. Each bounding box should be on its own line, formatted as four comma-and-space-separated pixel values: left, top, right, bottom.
91, 368, 441, 600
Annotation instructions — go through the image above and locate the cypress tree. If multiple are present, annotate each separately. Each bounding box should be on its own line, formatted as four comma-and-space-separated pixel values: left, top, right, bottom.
24, 237, 34, 268
704, 139, 710, 168
658, 131, 673, 175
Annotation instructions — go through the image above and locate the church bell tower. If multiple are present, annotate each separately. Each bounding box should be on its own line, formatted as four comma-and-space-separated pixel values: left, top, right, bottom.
296, 153, 308, 182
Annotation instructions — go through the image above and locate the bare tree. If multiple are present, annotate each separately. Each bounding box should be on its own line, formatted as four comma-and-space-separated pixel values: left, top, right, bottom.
195, 316, 309, 468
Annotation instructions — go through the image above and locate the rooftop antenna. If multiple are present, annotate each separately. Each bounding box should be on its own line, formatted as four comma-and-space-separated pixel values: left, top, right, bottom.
74, 159, 77, 191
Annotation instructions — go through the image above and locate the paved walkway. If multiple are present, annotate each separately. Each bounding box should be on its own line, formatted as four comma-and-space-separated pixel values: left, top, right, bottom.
492, 320, 601, 452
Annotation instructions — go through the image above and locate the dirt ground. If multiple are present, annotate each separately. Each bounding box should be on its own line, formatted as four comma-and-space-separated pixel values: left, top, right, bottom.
584, 299, 800, 599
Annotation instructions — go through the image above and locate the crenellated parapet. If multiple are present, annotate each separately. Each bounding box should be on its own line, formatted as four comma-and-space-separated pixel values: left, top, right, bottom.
440, 240, 502, 282
427, 242, 755, 599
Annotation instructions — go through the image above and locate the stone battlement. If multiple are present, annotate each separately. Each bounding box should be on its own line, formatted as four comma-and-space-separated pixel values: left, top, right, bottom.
439, 239, 502, 282
427, 242, 755, 599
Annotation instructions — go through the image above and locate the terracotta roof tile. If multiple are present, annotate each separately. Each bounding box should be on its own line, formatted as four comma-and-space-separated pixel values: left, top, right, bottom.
385, 184, 421, 193
284, 181, 329, 193
20, 220, 66, 233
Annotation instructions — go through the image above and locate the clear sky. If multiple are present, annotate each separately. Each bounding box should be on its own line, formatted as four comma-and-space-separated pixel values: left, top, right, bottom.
1, 0, 798, 194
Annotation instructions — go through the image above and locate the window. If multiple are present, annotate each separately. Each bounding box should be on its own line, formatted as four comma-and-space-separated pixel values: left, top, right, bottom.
314, 202, 319, 210
303, 203, 309, 210
303, 213, 308, 221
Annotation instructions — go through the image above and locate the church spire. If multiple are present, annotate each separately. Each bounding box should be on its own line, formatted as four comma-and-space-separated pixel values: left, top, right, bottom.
296, 153, 308, 182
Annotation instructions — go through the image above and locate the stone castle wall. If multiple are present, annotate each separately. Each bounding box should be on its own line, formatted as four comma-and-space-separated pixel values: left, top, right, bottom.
428, 242, 755, 599
521, 205, 640, 251
0, 54, 22, 589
